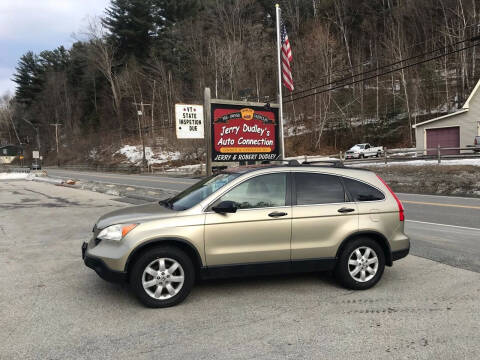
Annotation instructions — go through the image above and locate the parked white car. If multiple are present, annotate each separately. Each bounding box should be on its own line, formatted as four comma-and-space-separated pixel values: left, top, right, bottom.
345, 143, 383, 159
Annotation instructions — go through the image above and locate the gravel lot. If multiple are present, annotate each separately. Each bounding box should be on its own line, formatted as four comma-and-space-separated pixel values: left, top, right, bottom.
1, 180, 479, 359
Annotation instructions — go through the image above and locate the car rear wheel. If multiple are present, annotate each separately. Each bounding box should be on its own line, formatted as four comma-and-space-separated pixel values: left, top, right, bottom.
335, 238, 385, 290
130, 246, 195, 308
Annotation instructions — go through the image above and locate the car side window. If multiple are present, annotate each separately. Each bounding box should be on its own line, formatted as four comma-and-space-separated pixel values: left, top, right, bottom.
343, 178, 385, 201
216, 173, 287, 209
295, 173, 346, 205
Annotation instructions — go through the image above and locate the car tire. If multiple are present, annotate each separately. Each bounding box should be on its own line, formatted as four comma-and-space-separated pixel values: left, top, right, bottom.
335, 238, 385, 290
359, 154, 364, 159
129, 246, 195, 308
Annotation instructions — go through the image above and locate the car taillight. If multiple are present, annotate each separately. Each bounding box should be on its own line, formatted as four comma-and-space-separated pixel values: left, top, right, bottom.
376, 175, 404, 221
475, 138, 478, 145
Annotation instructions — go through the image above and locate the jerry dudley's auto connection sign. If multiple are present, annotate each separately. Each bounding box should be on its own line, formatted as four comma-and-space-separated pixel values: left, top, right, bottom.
211, 103, 279, 162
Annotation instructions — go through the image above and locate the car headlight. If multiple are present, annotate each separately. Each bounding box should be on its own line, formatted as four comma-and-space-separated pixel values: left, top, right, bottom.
97, 224, 137, 241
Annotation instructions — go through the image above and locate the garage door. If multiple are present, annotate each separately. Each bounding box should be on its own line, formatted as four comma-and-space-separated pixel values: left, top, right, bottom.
426, 127, 460, 155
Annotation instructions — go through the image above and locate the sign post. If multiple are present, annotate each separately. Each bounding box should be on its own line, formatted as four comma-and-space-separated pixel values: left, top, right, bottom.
204, 88, 212, 176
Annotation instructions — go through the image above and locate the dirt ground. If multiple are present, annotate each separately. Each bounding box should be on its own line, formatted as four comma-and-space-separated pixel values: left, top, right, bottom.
368, 165, 480, 198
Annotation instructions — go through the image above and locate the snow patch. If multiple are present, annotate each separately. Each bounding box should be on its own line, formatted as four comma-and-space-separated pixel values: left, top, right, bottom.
166, 164, 203, 173
0, 172, 29, 180
115, 145, 181, 165
353, 158, 480, 167
89, 148, 98, 160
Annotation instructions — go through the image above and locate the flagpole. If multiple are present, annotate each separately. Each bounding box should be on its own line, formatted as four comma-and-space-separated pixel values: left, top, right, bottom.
275, 3, 285, 160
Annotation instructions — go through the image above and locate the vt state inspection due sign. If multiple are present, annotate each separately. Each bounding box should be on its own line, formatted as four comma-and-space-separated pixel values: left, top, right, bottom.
175, 104, 204, 139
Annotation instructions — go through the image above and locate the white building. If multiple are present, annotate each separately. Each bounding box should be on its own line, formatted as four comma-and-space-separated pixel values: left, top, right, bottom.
413, 79, 480, 154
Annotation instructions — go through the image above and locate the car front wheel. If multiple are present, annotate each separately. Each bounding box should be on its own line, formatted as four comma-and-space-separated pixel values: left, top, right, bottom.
130, 246, 195, 308
335, 238, 385, 290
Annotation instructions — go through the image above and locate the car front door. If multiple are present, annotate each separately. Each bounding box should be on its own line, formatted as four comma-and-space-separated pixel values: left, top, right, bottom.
204, 172, 291, 267
291, 172, 359, 263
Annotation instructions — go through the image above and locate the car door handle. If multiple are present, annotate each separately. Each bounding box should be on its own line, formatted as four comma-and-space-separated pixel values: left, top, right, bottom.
338, 207, 355, 213
268, 211, 288, 217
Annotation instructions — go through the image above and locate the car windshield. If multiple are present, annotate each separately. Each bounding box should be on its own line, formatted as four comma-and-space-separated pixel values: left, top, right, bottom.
160, 173, 240, 211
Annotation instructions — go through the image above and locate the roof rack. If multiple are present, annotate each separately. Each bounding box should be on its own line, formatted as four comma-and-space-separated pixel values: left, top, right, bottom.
261, 159, 346, 167
260, 159, 301, 166
301, 160, 345, 168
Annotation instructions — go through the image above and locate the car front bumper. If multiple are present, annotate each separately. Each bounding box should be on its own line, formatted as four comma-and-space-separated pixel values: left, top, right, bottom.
82, 242, 127, 283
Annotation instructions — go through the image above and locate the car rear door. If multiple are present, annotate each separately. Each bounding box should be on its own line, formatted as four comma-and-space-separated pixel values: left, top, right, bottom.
291, 172, 358, 263
204, 172, 292, 266
364, 144, 372, 156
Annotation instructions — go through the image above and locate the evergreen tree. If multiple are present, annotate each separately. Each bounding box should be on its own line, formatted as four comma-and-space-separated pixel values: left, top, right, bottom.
103, 0, 155, 61
38, 46, 70, 72
151, 0, 199, 28
12, 52, 43, 105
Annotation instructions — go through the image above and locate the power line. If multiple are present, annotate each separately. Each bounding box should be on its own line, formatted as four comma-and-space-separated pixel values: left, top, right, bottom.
285, 35, 480, 100
286, 23, 480, 97
284, 41, 479, 104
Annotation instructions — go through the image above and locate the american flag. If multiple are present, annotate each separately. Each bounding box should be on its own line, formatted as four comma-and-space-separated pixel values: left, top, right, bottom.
281, 21, 294, 91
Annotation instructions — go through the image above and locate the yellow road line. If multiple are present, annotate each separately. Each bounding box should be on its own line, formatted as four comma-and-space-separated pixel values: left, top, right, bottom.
403, 200, 480, 210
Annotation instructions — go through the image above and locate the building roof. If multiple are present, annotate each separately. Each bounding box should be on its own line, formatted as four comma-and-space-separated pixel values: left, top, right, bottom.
412, 78, 480, 129
412, 109, 468, 128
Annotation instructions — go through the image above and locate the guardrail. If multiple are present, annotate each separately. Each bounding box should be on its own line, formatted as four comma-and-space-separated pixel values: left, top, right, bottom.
49, 164, 141, 174
0, 165, 31, 173
337, 146, 480, 165
48, 163, 202, 176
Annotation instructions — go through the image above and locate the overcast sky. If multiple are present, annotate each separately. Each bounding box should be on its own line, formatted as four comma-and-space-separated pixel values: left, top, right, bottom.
0, 0, 110, 96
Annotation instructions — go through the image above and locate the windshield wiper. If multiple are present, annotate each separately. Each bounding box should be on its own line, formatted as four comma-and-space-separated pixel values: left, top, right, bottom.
159, 198, 173, 209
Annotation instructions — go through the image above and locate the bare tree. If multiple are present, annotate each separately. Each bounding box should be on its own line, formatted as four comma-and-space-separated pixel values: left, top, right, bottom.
0, 94, 21, 145
84, 17, 123, 128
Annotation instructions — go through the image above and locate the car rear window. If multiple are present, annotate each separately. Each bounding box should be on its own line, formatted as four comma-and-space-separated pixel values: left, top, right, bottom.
295, 173, 346, 205
343, 178, 385, 202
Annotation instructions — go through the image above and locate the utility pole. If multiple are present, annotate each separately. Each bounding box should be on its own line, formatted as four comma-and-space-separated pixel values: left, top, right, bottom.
23, 118, 41, 153
50, 123, 62, 166
151, 80, 156, 140
132, 101, 151, 168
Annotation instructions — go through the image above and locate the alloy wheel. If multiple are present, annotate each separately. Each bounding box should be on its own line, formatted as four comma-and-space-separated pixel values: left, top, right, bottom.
347, 246, 379, 283
142, 257, 185, 300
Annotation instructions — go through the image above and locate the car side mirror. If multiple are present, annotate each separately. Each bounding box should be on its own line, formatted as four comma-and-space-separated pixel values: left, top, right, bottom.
212, 200, 237, 214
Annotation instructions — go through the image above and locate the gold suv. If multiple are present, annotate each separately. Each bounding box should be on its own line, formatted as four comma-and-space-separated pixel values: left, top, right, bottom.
82, 163, 409, 307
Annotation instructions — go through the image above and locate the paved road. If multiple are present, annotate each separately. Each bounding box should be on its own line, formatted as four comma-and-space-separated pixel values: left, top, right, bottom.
1, 180, 479, 359
399, 193, 480, 272
46, 168, 197, 192
46, 168, 480, 272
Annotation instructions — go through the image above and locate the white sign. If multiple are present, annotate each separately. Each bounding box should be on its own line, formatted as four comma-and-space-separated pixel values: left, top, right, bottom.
175, 104, 204, 139
32, 151, 39, 159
